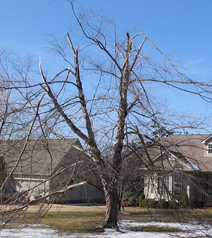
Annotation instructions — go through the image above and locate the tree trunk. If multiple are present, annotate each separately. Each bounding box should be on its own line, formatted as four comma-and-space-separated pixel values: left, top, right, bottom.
104, 188, 119, 228
101, 179, 119, 228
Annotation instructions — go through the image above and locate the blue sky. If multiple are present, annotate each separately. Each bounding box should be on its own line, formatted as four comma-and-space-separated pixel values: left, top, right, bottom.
1, 0, 211, 78
1, 0, 212, 132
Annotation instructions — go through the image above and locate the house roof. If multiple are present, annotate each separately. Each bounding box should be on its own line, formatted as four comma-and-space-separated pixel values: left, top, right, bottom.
150, 134, 212, 172
0, 138, 84, 177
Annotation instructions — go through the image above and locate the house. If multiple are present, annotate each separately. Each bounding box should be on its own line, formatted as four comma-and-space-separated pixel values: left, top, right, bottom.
0, 139, 104, 204
143, 134, 212, 205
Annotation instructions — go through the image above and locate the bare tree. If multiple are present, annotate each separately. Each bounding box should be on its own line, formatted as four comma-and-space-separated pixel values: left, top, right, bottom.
35, 3, 212, 229
0, 3, 212, 232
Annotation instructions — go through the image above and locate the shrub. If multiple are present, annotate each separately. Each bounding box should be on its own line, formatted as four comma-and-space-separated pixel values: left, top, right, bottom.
142, 199, 158, 208
169, 199, 179, 209
158, 199, 169, 209
203, 202, 212, 207
139, 193, 145, 207
181, 194, 189, 208
122, 179, 144, 206
141, 198, 183, 209
127, 196, 139, 206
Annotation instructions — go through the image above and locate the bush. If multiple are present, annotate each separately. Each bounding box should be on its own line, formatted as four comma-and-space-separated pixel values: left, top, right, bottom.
192, 201, 212, 208
203, 202, 212, 207
158, 199, 169, 209
122, 180, 144, 206
181, 194, 189, 208
126, 196, 139, 206
142, 199, 158, 208
141, 198, 185, 209
139, 193, 145, 207
169, 199, 179, 209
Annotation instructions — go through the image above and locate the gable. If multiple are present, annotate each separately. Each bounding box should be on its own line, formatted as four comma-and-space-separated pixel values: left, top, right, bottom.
153, 151, 196, 171
150, 134, 212, 172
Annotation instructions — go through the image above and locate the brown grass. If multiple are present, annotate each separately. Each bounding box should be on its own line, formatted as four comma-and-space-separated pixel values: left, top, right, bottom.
28, 204, 106, 233
2, 205, 212, 234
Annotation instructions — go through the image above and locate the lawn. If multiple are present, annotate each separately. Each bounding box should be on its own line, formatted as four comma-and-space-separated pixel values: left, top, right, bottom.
4, 204, 212, 234
39, 204, 106, 233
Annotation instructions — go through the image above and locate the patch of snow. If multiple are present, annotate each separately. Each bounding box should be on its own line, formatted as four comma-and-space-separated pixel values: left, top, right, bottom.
119, 211, 130, 215
0, 228, 60, 238
0, 221, 211, 237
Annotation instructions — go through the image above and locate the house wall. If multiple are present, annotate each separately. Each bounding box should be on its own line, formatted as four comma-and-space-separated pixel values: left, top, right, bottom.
144, 174, 193, 202
54, 178, 105, 203
144, 175, 158, 199
144, 175, 172, 200
10, 177, 104, 204
13, 177, 50, 201
190, 172, 212, 203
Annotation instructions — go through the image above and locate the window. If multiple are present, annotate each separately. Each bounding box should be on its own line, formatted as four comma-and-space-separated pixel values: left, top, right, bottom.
158, 176, 169, 195
208, 143, 212, 154
173, 175, 182, 196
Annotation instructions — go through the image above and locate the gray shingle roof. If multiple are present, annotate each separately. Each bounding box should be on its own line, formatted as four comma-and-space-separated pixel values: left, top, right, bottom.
0, 139, 82, 177
152, 134, 212, 172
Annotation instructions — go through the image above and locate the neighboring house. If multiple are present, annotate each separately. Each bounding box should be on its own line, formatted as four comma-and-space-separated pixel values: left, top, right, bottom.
143, 134, 212, 205
0, 139, 104, 204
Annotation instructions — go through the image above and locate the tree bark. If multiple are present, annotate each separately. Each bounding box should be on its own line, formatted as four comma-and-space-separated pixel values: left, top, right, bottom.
101, 179, 119, 228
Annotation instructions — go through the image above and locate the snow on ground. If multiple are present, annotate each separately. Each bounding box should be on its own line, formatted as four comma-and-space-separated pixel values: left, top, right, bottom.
0, 221, 212, 238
